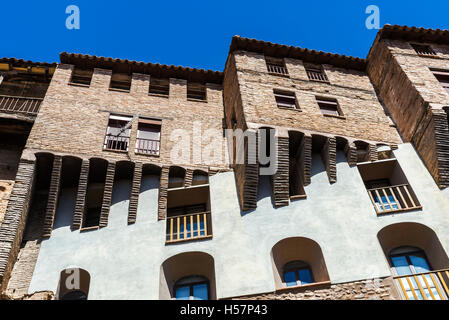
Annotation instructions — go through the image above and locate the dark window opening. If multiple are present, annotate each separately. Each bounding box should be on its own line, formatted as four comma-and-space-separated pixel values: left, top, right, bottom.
265, 56, 288, 75
274, 90, 297, 109
288, 131, 306, 199
431, 69, 449, 93
187, 82, 206, 101
283, 261, 314, 287
70, 68, 93, 86
149, 77, 169, 96
110, 72, 131, 91
317, 97, 342, 117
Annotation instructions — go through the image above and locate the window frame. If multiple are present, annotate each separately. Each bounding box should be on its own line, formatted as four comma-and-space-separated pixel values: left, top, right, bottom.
135, 119, 162, 156
69, 67, 93, 87
411, 43, 437, 57
109, 72, 132, 92
187, 82, 207, 102
265, 56, 289, 76
149, 77, 170, 97
282, 261, 315, 287
103, 114, 133, 152
304, 64, 329, 83
430, 69, 449, 93
174, 276, 210, 300
389, 247, 433, 276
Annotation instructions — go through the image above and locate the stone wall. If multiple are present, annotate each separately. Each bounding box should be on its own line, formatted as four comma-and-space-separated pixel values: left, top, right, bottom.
230, 278, 400, 300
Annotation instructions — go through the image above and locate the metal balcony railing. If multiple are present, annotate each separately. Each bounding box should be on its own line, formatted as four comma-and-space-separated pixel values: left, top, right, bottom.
0, 95, 43, 115
166, 212, 212, 244
135, 138, 160, 156
394, 269, 449, 300
267, 64, 289, 76
104, 134, 130, 152
367, 184, 421, 215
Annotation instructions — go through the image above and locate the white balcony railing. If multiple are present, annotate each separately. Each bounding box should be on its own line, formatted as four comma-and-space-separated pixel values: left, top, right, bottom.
0, 95, 43, 115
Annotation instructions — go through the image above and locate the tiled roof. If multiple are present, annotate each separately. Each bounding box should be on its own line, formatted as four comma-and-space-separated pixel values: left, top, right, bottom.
59, 52, 223, 84
0, 57, 57, 68
228, 36, 367, 70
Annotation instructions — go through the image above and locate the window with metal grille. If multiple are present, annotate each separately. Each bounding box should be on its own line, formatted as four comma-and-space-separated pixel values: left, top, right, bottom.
70, 68, 93, 86
187, 82, 206, 101
265, 56, 288, 75
431, 69, 449, 93
411, 44, 437, 56
316, 97, 342, 117
305, 64, 329, 82
149, 77, 169, 96
274, 89, 297, 109
135, 119, 161, 156
109, 72, 131, 92
104, 114, 132, 151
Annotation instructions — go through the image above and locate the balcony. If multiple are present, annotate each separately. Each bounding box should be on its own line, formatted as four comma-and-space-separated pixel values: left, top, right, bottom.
367, 184, 422, 215
306, 69, 329, 83
135, 137, 160, 156
394, 269, 449, 300
0, 95, 43, 116
166, 212, 212, 244
267, 64, 288, 76
103, 134, 130, 152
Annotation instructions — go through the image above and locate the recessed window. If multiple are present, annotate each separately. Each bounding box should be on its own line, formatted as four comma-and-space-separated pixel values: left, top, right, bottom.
187, 82, 207, 101
110, 72, 131, 92
316, 97, 342, 117
265, 56, 288, 76
411, 44, 437, 56
283, 261, 314, 287
274, 90, 298, 109
149, 77, 169, 96
174, 276, 209, 300
104, 115, 132, 151
431, 69, 449, 93
305, 64, 329, 82
70, 68, 93, 86
135, 119, 161, 156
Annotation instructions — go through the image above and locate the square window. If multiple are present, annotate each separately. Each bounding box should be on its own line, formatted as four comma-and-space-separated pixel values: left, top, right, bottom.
411, 44, 436, 56
70, 68, 93, 86
274, 90, 297, 109
316, 97, 342, 117
187, 82, 207, 101
265, 56, 288, 76
135, 119, 161, 155
149, 77, 169, 96
431, 69, 449, 93
104, 115, 132, 151
110, 72, 131, 92
305, 64, 329, 82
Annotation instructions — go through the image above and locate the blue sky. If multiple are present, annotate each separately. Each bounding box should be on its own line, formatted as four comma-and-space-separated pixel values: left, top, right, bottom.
2, 1, 448, 71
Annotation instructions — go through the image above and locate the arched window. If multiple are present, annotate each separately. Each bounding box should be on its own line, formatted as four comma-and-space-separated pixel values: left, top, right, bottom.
389, 246, 433, 276
174, 276, 209, 300
282, 261, 314, 287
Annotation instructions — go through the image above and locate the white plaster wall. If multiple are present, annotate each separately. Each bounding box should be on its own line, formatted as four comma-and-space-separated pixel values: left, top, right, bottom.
28, 143, 449, 299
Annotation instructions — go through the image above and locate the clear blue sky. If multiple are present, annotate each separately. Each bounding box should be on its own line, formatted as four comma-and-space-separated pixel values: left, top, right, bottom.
2, 0, 448, 71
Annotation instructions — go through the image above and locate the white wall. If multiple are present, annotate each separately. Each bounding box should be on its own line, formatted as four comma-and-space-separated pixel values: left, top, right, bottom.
28, 143, 449, 299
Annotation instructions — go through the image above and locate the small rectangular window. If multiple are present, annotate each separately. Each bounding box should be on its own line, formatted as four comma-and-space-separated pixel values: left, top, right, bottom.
305, 64, 329, 82
149, 77, 169, 96
104, 115, 132, 151
70, 68, 93, 86
274, 90, 297, 109
316, 97, 342, 117
431, 69, 449, 93
265, 56, 288, 76
110, 72, 131, 92
411, 44, 436, 56
187, 82, 207, 101
135, 119, 161, 156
